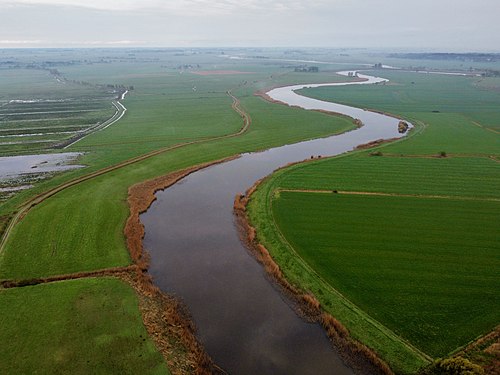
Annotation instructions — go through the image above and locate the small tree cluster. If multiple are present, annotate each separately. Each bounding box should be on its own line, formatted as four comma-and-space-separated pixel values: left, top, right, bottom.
430, 357, 484, 375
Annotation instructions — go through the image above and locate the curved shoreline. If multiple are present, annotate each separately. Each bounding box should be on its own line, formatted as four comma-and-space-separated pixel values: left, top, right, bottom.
134, 73, 415, 374
233, 177, 393, 375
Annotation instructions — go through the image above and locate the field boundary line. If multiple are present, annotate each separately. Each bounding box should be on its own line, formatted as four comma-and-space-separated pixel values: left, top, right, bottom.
471, 120, 500, 134
62, 99, 126, 149
0, 90, 251, 256
277, 188, 500, 202
268, 188, 433, 362
0, 265, 138, 289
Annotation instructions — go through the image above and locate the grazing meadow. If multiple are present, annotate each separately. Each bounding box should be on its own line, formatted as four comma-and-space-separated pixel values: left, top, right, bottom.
1, 49, 498, 374
248, 69, 500, 373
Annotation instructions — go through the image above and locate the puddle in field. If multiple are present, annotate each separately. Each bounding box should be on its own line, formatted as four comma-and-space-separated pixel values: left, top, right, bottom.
0, 152, 84, 194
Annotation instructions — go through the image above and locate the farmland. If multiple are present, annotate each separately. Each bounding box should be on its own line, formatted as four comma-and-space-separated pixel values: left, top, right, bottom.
0, 49, 359, 374
247, 70, 500, 372
0, 69, 119, 154
0, 48, 499, 374
0, 84, 355, 280
0, 277, 169, 375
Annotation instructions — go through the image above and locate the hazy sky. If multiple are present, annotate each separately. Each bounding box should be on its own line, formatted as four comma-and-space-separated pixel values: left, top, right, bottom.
1, 0, 499, 50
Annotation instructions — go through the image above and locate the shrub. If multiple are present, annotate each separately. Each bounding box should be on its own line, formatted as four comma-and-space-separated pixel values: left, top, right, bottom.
431, 357, 484, 375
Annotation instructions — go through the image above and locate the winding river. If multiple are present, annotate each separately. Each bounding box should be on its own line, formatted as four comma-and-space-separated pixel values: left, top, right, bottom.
141, 72, 409, 374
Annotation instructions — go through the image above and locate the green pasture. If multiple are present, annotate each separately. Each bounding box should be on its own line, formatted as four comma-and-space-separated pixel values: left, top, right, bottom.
300, 70, 500, 135
0, 277, 169, 375
247, 69, 500, 373
247, 153, 500, 372
276, 155, 500, 198
272, 192, 499, 357
0, 93, 354, 280
1, 50, 499, 374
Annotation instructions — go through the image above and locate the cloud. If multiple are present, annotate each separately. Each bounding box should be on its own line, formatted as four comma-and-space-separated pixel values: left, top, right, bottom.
2, 0, 332, 13
0, 39, 42, 44
77, 40, 148, 46
0, 0, 498, 50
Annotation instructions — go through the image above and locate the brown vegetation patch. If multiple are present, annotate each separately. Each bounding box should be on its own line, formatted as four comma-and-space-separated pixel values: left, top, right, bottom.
0, 265, 138, 289
191, 70, 254, 76
254, 89, 289, 106
355, 138, 399, 150
121, 270, 226, 375
124, 156, 240, 374
456, 326, 500, 374
233, 182, 393, 375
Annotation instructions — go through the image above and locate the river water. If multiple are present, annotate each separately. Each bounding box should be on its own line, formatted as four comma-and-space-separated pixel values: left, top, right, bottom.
141, 72, 409, 374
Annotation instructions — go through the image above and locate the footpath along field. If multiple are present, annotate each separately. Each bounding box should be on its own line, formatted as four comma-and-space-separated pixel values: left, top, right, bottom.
247, 72, 500, 373
0, 56, 357, 374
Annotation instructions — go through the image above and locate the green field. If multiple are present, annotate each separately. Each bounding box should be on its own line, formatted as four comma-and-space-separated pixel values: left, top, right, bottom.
273, 192, 499, 356
0, 50, 358, 374
0, 94, 354, 280
0, 277, 168, 375
248, 70, 500, 373
1, 49, 499, 374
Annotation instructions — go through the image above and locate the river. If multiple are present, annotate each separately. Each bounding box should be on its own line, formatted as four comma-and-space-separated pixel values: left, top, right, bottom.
141, 72, 409, 374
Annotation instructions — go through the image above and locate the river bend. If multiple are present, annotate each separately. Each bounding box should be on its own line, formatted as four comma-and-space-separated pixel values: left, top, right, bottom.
141, 72, 408, 374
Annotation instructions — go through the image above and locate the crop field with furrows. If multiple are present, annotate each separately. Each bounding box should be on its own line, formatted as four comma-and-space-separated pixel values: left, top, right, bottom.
275, 155, 500, 198
0, 69, 118, 154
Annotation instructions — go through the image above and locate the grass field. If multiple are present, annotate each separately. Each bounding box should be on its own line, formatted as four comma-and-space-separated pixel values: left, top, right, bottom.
0, 277, 169, 374
247, 70, 500, 373
0, 51, 358, 374
299, 70, 500, 136
273, 192, 499, 357
0, 93, 354, 280
1, 49, 499, 374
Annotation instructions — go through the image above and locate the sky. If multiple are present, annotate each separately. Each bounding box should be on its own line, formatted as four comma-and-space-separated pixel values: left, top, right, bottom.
1, 0, 499, 50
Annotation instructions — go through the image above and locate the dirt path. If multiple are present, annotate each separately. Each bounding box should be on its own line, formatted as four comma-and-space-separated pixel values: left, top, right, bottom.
277, 188, 500, 202
61, 100, 127, 149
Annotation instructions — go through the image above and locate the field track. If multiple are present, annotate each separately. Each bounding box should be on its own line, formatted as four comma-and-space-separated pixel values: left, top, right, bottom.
277, 188, 500, 202
0, 90, 251, 257
61, 100, 127, 149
